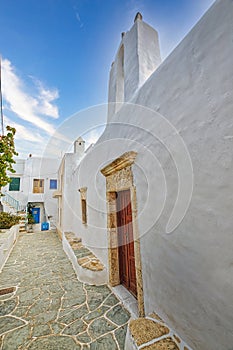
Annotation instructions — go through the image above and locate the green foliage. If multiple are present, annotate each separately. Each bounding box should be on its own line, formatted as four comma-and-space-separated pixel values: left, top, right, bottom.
0, 126, 18, 194
27, 213, 35, 225
0, 212, 21, 229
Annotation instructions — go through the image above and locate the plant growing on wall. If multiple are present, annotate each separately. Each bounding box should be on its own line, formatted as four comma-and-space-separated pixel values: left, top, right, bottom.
0, 126, 18, 195
27, 213, 35, 225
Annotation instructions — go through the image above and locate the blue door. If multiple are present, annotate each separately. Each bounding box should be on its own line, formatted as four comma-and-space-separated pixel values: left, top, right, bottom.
31, 208, 40, 224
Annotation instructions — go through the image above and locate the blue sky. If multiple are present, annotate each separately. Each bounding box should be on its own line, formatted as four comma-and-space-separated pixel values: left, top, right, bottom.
0, 0, 215, 158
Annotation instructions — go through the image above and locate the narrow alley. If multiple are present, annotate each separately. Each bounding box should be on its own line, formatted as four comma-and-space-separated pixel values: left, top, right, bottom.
0, 231, 130, 349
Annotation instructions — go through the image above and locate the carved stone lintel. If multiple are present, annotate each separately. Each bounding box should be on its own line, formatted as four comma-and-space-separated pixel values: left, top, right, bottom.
101, 151, 137, 177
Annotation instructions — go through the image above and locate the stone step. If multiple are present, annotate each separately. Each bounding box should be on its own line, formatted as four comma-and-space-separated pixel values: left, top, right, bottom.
125, 313, 192, 350
63, 231, 107, 285
65, 234, 104, 272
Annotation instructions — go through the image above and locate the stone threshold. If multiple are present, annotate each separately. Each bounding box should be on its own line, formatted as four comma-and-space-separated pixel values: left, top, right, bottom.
112, 285, 139, 319
62, 231, 107, 285
125, 312, 193, 350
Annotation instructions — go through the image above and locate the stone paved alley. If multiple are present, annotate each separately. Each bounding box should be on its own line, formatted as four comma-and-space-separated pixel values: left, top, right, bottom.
0, 231, 130, 349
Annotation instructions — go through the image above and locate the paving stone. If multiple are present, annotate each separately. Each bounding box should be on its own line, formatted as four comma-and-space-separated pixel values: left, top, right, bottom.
0, 292, 15, 301
0, 315, 27, 335
59, 307, 76, 318
89, 317, 117, 339
62, 294, 86, 308
32, 323, 51, 337
115, 324, 128, 349
90, 333, 118, 350
27, 335, 81, 350
12, 306, 28, 318
0, 298, 17, 316
103, 293, 119, 307
76, 331, 92, 344
83, 306, 109, 323
49, 297, 62, 311
85, 285, 111, 311
50, 322, 65, 334
59, 304, 88, 324
32, 310, 58, 324
40, 290, 51, 300
62, 279, 83, 292
18, 289, 41, 305
27, 298, 51, 316
106, 305, 130, 326
48, 283, 63, 294
65, 286, 85, 297
62, 319, 87, 335
73, 247, 92, 259
87, 295, 104, 311
85, 285, 111, 298
1, 324, 31, 350
0, 232, 130, 348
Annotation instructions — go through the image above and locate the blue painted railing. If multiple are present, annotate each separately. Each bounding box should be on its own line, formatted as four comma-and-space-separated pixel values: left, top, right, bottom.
1, 192, 24, 212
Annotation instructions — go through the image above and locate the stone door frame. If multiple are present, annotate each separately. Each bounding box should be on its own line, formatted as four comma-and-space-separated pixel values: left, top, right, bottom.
101, 151, 145, 316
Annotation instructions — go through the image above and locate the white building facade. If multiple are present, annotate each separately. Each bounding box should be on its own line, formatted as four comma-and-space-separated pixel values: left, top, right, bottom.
42, 1, 233, 349
2, 156, 60, 230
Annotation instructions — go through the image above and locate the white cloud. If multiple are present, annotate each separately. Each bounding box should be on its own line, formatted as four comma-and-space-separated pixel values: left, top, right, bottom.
1, 58, 59, 135
84, 128, 104, 148
4, 116, 45, 144
76, 12, 81, 22
31, 77, 59, 118
75, 10, 84, 28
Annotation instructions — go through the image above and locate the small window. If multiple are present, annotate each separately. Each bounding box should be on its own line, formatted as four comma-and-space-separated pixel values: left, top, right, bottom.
33, 179, 44, 193
81, 199, 87, 224
9, 177, 20, 191
50, 179, 57, 190
79, 187, 87, 225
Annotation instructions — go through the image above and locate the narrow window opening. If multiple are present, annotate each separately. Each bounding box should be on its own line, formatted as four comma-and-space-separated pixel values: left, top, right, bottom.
79, 187, 87, 225
82, 199, 87, 224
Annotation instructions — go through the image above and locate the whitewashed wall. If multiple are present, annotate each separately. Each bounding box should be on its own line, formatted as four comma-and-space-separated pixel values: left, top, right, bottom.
0, 225, 19, 272
4, 157, 60, 225
60, 1, 233, 349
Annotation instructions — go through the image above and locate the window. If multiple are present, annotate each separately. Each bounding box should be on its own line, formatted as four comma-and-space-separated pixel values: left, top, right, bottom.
9, 177, 20, 191
50, 179, 57, 190
33, 179, 44, 193
79, 187, 87, 225
81, 199, 87, 224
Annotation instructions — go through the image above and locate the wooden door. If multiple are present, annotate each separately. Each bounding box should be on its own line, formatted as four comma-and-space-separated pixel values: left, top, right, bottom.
116, 189, 137, 298
31, 207, 40, 224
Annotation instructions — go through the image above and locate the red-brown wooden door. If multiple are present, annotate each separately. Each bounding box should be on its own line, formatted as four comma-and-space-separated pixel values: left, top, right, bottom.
116, 189, 137, 298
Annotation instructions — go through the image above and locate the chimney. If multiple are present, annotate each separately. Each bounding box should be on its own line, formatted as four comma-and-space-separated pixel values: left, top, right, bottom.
74, 137, 85, 157
134, 12, 143, 22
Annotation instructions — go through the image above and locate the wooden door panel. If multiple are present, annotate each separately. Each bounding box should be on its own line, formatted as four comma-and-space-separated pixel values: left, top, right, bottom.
129, 257, 137, 296
116, 190, 137, 298
118, 245, 128, 286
